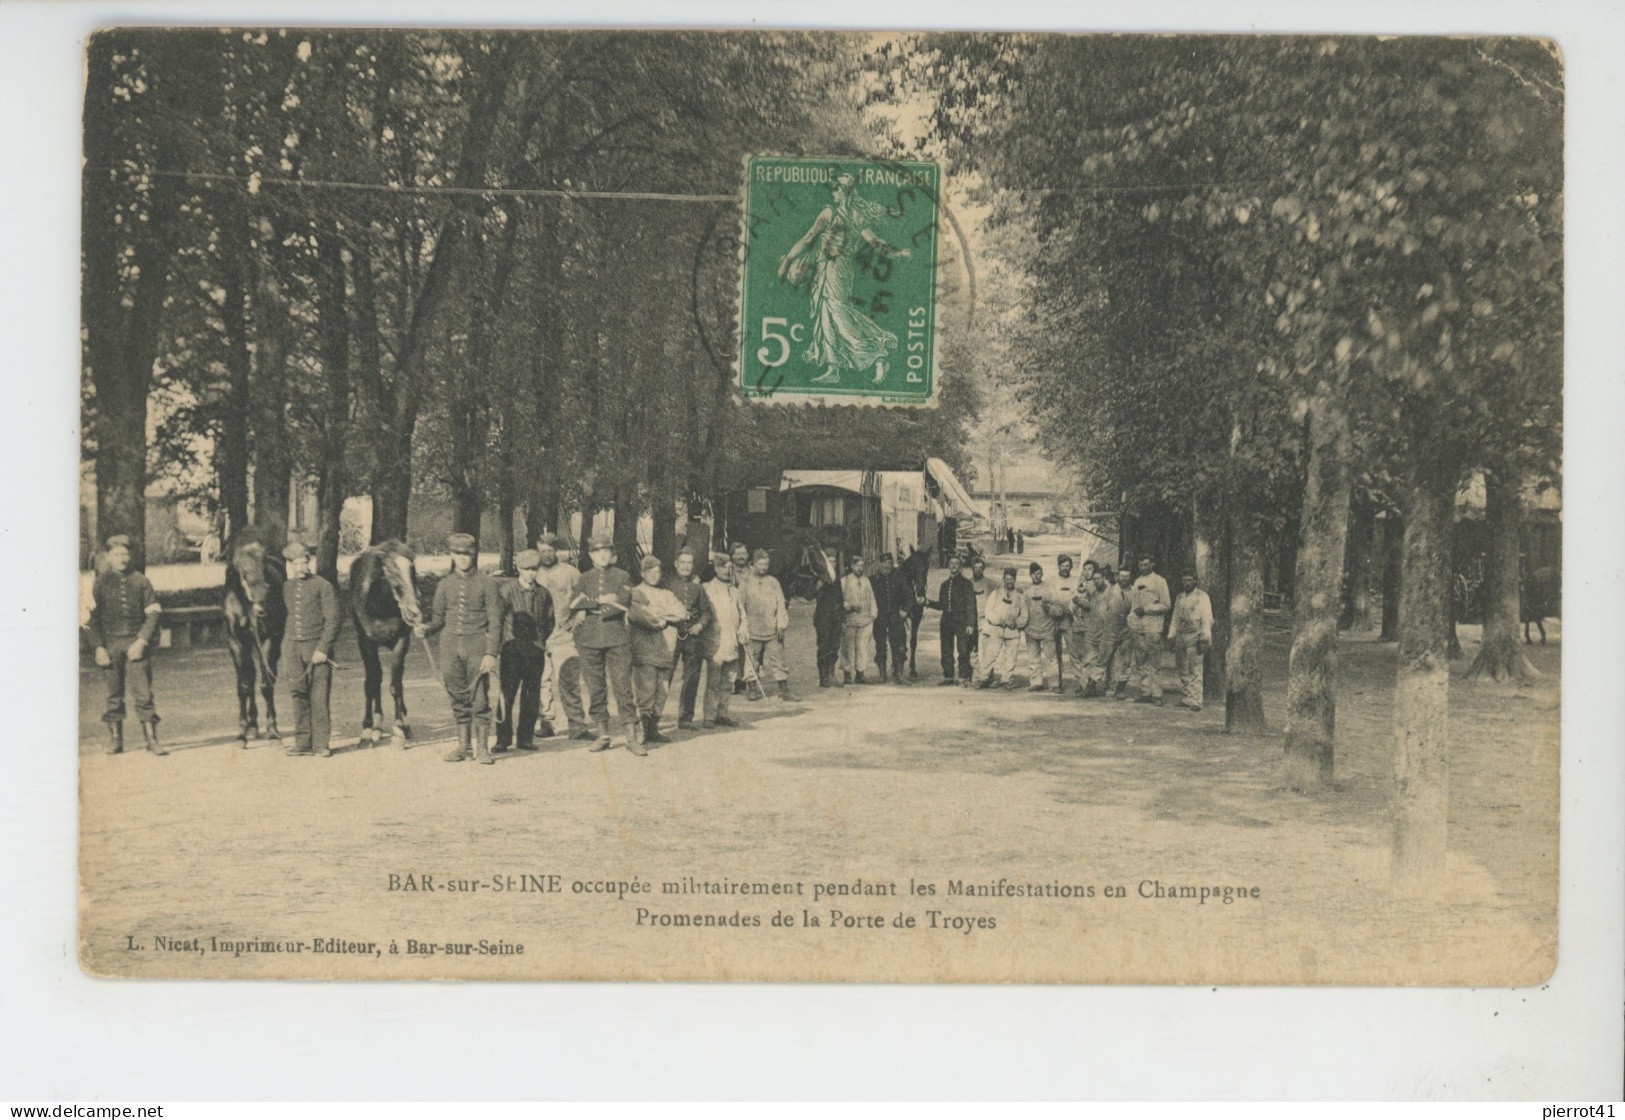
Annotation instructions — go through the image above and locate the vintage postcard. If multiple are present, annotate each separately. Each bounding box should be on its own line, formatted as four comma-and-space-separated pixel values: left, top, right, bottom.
77, 29, 1561, 983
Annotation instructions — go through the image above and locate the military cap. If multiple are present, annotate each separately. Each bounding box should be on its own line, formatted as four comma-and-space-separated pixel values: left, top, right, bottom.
588, 530, 615, 550
710, 551, 732, 568
640, 554, 663, 572
1029, 562, 1043, 574
514, 549, 541, 570
283, 540, 310, 561
1003, 566, 1019, 577
536, 533, 560, 549
752, 548, 771, 563
104, 534, 133, 551
447, 532, 476, 555
878, 551, 894, 563
675, 547, 697, 561
1056, 553, 1075, 566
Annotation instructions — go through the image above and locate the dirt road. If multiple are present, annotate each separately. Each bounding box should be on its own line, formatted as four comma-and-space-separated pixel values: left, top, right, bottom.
77, 556, 1559, 984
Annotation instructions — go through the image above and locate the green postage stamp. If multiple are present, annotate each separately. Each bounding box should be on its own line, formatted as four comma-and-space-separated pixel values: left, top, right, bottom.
737, 156, 941, 406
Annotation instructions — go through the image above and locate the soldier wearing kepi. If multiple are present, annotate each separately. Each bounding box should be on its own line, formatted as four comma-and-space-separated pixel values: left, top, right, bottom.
416, 533, 502, 764
86, 534, 166, 755
870, 552, 912, 685
664, 548, 713, 730
279, 540, 340, 757
573, 530, 639, 754
1128, 555, 1173, 703
1168, 571, 1214, 712
534, 536, 592, 741
495, 549, 555, 752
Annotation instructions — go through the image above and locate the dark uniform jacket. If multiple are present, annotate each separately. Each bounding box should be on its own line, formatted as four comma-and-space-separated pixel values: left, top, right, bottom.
664, 573, 713, 650
424, 567, 503, 657
88, 570, 161, 648
928, 573, 979, 630
813, 579, 846, 637
283, 575, 341, 658
871, 569, 914, 620
498, 579, 556, 649
572, 566, 633, 649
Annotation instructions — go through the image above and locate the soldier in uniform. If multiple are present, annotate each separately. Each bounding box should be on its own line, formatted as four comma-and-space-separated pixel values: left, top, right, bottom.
839, 554, 877, 685
968, 556, 991, 672
1022, 561, 1062, 692
416, 533, 502, 763
741, 548, 794, 700
629, 554, 689, 746
926, 553, 978, 685
975, 567, 1029, 688
1105, 567, 1135, 699
573, 530, 639, 754
279, 540, 340, 757
1168, 572, 1214, 711
701, 554, 749, 728
1080, 568, 1115, 698
86, 534, 166, 755
495, 549, 555, 752
535, 536, 592, 741
1045, 554, 1080, 691
870, 552, 912, 685
664, 548, 713, 729
812, 548, 845, 688
1128, 555, 1172, 703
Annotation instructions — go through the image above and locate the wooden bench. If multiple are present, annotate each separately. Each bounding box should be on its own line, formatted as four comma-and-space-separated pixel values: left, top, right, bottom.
160, 604, 226, 650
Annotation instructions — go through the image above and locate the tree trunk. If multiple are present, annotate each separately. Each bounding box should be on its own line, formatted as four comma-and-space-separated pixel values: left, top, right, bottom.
370, 427, 414, 544
1226, 520, 1268, 733
613, 483, 641, 569
496, 442, 517, 575
1195, 493, 1230, 704
651, 481, 679, 566
83, 53, 177, 570
250, 270, 292, 550
1379, 514, 1401, 640
217, 193, 253, 543
1341, 499, 1375, 631
1467, 467, 1537, 681
1391, 466, 1456, 892
1283, 393, 1352, 789
312, 227, 351, 585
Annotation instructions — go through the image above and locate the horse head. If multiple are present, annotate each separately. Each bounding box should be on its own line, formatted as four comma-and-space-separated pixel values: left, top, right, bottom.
379, 541, 422, 627
230, 536, 275, 620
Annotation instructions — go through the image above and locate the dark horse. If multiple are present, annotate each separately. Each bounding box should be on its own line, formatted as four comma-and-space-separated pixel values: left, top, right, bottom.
350, 540, 423, 746
896, 543, 934, 679
223, 529, 285, 744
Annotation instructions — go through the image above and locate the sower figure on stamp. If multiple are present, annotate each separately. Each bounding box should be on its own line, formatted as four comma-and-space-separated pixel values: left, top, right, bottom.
496, 549, 554, 752
741, 548, 794, 701
87, 534, 165, 755
573, 531, 639, 755
839, 554, 877, 685
664, 548, 713, 729
701, 553, 751, 728
926, 553, 978, 685
812, 548, 845, 688
870, 552, 912, 685
280, 540, 340, 757
975, 566, 1029, 688
535, 536, 592, 741
416, 533, 502, 764
1169, 571, 1214, 712
629, 554, 689, 747
1128, 555, 1172, 704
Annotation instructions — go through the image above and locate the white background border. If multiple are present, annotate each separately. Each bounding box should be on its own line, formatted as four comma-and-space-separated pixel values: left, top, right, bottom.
2, 0, 1619, 1101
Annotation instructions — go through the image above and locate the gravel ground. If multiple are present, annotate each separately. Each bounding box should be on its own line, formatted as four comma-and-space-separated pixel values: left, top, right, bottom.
77, 544, 1559, 984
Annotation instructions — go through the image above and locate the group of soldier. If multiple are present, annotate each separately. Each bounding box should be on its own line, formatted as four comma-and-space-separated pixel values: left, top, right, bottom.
88, 528, 1216, 765
923, 551, 1215, 710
